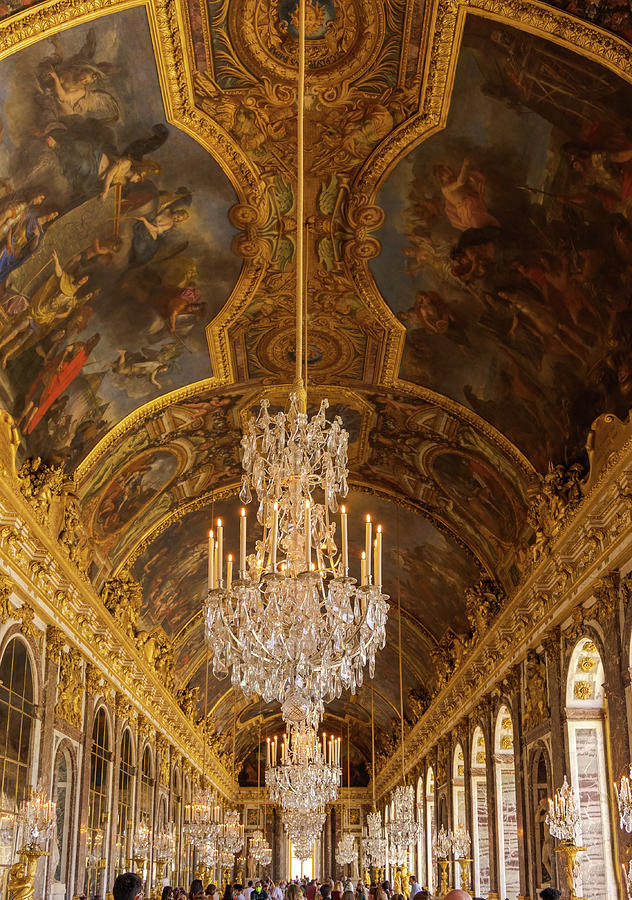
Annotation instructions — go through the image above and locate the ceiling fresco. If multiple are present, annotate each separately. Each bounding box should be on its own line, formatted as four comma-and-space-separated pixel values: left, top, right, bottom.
1, 0, 631, 774
0, 9, 240, 470
373, 16, 632, 470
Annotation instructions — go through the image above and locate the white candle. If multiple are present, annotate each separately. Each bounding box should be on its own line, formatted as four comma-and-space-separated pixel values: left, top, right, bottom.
227, 554, 233, 590
375, 525, 382, 588
365, 514, 372, 585
217, 518, 223, 588
240, 508, 247, 579
361, 551, 366, 586
208, 529, 214, 590
267, 738, 270, 767
305, 500, 311, 570
271, 502, 278, 571
340, 505, 348, 576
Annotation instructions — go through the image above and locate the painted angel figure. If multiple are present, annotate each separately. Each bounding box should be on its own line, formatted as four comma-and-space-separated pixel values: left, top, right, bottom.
36, 28, 120, 121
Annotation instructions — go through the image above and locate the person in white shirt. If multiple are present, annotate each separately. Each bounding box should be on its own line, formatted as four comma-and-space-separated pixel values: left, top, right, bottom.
408, 876, 420, 900
244, 883, 254, 900
270, 883, 283, 900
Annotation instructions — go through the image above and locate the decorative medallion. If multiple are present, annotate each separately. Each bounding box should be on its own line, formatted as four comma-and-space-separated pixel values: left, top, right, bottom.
225, 0, 385, 87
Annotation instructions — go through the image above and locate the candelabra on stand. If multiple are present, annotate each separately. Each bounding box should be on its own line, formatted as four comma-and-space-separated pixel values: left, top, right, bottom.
432, 826, 451, 898
154, 827, 174, 891
450, 826, 472, 893
133, 821, 152, 879
545, 777, 586, 900
8, 781, 56, 900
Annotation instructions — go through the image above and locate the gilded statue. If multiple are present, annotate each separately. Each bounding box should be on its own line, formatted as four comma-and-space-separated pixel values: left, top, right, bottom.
177, 685, 199, 719
524, 461, 585, 564
136, 628, 174, 689
8, 847, 48, 900
102, 571, 143, 638
17, 457, 66, 525
523, 650, 549, 732
56, 648, 84, 728
465, 578, 505, 639
0, 408, 19, 480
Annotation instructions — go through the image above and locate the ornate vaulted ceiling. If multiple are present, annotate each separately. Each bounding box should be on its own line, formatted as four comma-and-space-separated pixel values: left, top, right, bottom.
0, 0, 630, 777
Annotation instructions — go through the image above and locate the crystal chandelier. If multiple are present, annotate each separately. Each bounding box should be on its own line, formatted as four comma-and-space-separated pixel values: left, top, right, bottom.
266, 723, 341, 811
204, 0, 388, 732
250, 827, 272, 866
219, 808, 244, 855
134, 821, 152, 860
284, 807, 325, 861
155, 826, 175, 861
219, 847, 235, 868
17, 781, 56, 850
337, 831, 357, 866
546, 776, 581, 842
616, 766, 632, 832
450, 825, 471, 859
433, 825, 452, 860
386, 785, 422, 865
199, 837, 218, 867
363, 811, 387, 867
184, 784, 219, 844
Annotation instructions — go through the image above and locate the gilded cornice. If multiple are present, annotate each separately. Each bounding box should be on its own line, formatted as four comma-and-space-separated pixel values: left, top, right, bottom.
0, 469, 236, 798
375, 429, 632, 798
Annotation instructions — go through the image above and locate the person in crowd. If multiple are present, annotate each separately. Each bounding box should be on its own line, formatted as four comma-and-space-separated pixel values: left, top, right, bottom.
306, 880, 317, 900
331, 880, 343, 900
287, 883, 302, 900
342, 886, 354, 900
270, 881, 283, 900
244, 882, 254, 900
355, 881, 367, 900
206, 885, 218, 899
320, 882, 332, 900
253, 880, 269, 900
162, 888, 174, 900
443, 891, 471, 900
540, 890, 561, 900
113, 873, 143, 900
190, 881, 205, 900
408, 876, 420, 900
222, 884, 233, 900
233, 883, 245, 900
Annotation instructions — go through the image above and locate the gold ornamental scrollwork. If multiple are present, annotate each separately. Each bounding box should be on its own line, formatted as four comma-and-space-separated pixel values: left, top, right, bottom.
0, 574, 13, 624
85, 662, 103, 697
18, 603, 38, 643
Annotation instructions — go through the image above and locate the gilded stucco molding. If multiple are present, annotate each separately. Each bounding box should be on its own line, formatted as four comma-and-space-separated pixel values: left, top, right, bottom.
375, 434, 632, 798
0, 472, 237, 798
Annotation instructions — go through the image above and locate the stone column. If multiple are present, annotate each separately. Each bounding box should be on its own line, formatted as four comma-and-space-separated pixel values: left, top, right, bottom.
505, 666, 530, 900
324, 806, 332, 876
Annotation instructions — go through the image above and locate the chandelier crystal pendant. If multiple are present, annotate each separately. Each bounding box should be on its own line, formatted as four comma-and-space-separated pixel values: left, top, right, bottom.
337, 831, 357, 866
386, 785, 423, 866
433, 825, 452, 860
266, 723, 341, 811
17, 780, 56, 849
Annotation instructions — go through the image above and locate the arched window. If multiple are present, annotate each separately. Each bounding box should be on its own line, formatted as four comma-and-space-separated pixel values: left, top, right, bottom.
85, 707, 111, 898
425, 767, 435, 893
494, 706, 519, 900
565, 638, 616, 899
116, 729, 134, 875
140, 746, 153, 826
452, 743, 465, 827
52, 746, 72, 890
470, 726, 490, 898
0, 637, 35, 819
531, 746, 553, 893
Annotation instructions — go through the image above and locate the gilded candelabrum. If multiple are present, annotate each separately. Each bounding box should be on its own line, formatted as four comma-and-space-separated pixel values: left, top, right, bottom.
554, 841, 586, 900
456, 858, 472, 893
8, 846, 49, 900
132, 854, 147, 875
436, 859, 449, 897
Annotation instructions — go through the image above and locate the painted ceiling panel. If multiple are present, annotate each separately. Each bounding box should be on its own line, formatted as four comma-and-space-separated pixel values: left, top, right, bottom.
373, 16, 632, 470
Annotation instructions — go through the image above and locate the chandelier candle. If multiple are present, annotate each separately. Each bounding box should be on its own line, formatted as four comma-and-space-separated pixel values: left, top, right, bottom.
208, 529, 214, 590
240, 507, 247, 578
217, 518, 223, 587
365, 514, 372, 584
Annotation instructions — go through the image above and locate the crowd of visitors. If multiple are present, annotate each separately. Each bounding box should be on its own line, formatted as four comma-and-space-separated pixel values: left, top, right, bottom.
110, 871, 563, 900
